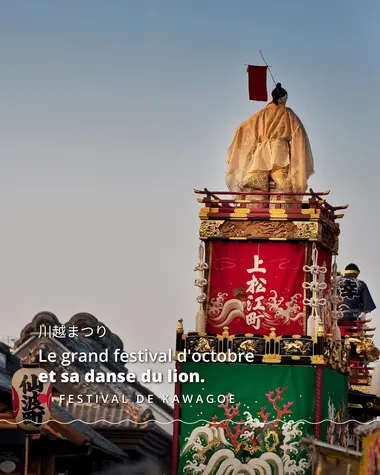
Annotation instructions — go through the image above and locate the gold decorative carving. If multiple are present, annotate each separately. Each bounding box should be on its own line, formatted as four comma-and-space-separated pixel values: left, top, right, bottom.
262, 355, 281, 363
311, 355, 324, 364
341, 346, 348, 370
283, 340, 308, 355
199, 220, 224, 238
192, 337, 214, 353
238, 339, 256, 353
351, 338, 380, 362
350, 385, 371, 394
331, 343, 341, 366
177, 319, 184, 333
222, 221, 296, 239
293, 222, 320, 239
324, 341, 332, 362
199, 218, 339, 252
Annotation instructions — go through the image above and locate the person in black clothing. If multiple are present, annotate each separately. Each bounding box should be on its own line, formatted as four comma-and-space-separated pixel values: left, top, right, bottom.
337, 263, 376, 322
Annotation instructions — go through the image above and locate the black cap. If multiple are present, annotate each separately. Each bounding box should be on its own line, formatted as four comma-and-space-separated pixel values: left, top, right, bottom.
345, 263, 360, 274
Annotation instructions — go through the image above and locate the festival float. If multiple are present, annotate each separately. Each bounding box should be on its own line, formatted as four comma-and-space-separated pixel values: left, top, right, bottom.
170, 59, 379, 474
172, 192, 352, 474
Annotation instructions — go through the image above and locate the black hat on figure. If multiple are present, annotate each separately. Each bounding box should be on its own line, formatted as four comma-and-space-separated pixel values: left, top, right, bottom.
344, 263, 360, 276
271, 83, 288, 105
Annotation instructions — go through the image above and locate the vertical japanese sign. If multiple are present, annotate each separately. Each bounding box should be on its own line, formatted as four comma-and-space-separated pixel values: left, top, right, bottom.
246, 255, 267, 329
206, 241, 308, 336
12, 364, 52, 431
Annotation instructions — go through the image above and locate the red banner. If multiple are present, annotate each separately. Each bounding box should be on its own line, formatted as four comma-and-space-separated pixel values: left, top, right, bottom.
206, 241, 307, 336
247, 65, 268, 101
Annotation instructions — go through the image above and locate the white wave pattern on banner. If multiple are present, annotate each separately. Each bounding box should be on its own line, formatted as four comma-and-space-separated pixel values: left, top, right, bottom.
181, 426, 233, 454
208, 291, 303, 331
281, 421, 310, 473
201, 449, 283, 475
182, 420, 310, 474
181, 392, 311, 475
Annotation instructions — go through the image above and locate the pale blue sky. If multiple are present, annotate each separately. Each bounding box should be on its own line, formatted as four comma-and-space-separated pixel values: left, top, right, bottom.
1, 1, 379, 395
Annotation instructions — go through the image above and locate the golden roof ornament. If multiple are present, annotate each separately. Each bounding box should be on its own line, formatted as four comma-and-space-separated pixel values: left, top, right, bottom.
269, 328, 277, 339
177, 319, 184, 333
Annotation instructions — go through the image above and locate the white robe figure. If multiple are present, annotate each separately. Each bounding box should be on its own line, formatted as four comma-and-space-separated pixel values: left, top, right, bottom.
226, 83, 314, 199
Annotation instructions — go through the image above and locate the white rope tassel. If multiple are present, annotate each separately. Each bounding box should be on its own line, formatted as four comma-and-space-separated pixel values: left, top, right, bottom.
194, 242, 208, 332
331, 256, 343, 341
303, 244, 327, 337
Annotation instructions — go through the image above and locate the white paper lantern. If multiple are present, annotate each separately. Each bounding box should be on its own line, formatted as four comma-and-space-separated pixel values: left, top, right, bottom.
11, 363, 52, 431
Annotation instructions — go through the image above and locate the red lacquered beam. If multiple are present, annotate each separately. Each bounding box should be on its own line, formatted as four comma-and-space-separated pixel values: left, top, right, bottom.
194, 188, 331, 196
203, 202, 319, 210
208, 204, 307, 210
203, 201, 335, 213
201, 200, 327, 209
211, 201, 312, 207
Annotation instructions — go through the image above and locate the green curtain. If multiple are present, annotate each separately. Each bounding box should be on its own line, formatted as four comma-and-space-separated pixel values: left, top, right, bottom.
178, 363, 316, 474
321, 367, 349, 444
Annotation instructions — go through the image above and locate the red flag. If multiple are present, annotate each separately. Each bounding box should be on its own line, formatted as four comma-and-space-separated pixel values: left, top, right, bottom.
247, 65, 268, 101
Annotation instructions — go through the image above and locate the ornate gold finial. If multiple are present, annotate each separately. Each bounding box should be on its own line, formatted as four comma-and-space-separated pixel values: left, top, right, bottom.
177, 319, 184, 333
222, 326, 230, 338
345, 336, 351, 348
21, 348, 38, 366
269, 327, 276, 338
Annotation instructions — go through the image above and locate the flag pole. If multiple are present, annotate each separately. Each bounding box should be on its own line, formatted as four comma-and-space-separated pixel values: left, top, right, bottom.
258, 50, 284, 105
258, 50, 277, 88
257, 51, 282, 194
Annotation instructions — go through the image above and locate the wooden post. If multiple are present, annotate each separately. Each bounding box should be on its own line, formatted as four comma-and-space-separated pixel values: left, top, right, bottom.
24, 434, 30, 475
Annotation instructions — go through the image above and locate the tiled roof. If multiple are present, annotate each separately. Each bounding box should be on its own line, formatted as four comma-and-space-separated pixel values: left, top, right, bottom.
13, 312, 174, 416
0, 365, 127, 460
57, 399, 152, 429
52, 402, 127, 459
